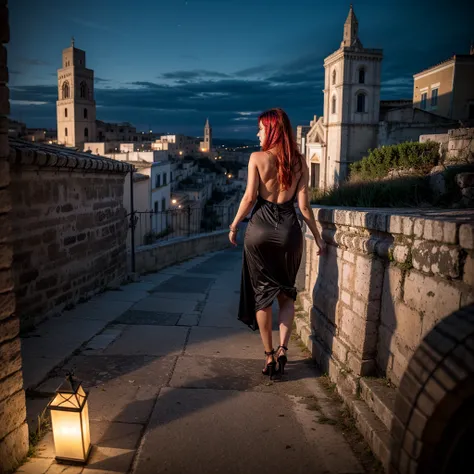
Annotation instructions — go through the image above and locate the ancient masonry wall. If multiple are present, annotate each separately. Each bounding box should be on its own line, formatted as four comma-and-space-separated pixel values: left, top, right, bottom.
0, 2, 30, 471
298, 207, 474, 393
8, 147, 131, 331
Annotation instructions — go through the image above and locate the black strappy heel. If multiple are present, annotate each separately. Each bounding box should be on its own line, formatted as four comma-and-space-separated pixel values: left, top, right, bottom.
262, 349, 276, 379
276, 345, 288, 375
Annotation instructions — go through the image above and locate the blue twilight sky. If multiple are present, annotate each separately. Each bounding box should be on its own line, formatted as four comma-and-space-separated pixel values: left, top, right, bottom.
7, 0, 474, 139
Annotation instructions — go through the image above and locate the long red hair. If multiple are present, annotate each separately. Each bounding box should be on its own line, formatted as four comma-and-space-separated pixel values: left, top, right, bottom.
258, 108, 303, 190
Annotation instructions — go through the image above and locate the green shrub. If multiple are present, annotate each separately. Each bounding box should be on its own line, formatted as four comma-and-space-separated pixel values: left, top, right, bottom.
350, 141, 440, 181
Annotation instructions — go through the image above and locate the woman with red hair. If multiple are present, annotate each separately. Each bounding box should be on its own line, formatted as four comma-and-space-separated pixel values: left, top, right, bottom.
229, 108, 326, 378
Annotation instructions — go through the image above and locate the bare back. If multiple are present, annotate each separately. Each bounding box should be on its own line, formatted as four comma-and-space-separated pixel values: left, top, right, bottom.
254, 151, 303, 204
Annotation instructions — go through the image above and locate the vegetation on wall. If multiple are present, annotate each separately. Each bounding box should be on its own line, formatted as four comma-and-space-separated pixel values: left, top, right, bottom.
310, 176, 432, 208
349, 141, 440, 181
310, 141, 474, 208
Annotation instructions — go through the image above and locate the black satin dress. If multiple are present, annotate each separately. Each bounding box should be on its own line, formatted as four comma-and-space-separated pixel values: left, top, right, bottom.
238, 194, 303, 331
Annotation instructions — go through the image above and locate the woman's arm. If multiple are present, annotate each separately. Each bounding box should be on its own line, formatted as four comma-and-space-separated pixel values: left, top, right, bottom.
296, 162, 326, 254
229, 153, 259, 245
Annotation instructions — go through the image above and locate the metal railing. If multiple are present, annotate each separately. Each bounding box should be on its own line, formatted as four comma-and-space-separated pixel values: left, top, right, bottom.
128, 204, 237, 248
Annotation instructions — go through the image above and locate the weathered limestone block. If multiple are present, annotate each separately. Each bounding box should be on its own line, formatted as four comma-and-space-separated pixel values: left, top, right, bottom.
403, 271, 461, 338
464, 254, 474, 287
459, 224, 474, 249
0, 389, 26, 441
0, 290, 14, 321
352, 297, 380, 321
0, 423, 29, 473
341, 262, 355, 291
414, 218, 424, 238
382, 266, 403, 307
339, 305, 378, 358
346, 351, 376, 376
393, 244, 409, 263
354, 255, 384, 301
412, 240, 460, 278
0, 337, 21, 380
0, 314, 18, 344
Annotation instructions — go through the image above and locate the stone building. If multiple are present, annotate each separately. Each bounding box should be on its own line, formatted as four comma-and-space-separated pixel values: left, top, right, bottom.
413, 47, 474, 122
199, 118, 212, 153
302, 5, 458, 189
56, 38, 97, 149
152, 134, 200, 158
56, 42, 159, 150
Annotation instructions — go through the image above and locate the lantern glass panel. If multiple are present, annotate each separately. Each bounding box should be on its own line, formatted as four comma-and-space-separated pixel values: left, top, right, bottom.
50, 410, 85, 461
81, 401, 91, 453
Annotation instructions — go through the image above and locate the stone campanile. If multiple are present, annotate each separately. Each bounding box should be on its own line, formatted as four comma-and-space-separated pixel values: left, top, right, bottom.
203, 118, 212, 152
322, 5, 383, 184
56, 38, 96, 149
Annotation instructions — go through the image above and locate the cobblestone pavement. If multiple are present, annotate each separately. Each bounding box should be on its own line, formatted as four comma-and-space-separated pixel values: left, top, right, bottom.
19, 248, 378, 474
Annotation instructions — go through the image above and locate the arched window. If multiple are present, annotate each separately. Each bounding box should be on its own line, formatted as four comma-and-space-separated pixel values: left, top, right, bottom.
332, 69, 336, 85
331, 95, 337, 114
84, 108, 88, 119
358, 67, 366, 84
357, 93, 366, 113
64, 108, 68, 118
84, 127, 89, 138
65, 127, 68, 137
80, 81, 88, 99
62, 81, 70, 99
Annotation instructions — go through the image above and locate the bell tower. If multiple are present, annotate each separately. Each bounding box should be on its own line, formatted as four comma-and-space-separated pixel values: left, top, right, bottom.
56, 38, 96, 149
204, 118, 212, 151
322, 5, 383, 186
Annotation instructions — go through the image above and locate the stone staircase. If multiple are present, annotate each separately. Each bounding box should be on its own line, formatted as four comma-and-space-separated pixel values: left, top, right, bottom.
294, 313, 398, 472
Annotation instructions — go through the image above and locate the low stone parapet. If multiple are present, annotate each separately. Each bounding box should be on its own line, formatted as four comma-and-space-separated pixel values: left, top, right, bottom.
299, 207, 474, 392
133, 230, 232, 274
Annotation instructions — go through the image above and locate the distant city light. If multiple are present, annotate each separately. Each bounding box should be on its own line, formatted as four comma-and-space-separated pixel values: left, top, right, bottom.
172, 199, 177, 204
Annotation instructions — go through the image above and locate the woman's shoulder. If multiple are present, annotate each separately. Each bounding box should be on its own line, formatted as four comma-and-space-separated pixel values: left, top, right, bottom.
250, 151, 269, 160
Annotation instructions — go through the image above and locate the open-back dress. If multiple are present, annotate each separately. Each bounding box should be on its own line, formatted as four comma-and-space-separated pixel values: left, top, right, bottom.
237, 170, 304, 331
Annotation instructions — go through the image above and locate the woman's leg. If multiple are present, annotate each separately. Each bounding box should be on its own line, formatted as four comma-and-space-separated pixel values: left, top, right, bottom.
277, 293, 294, 352
256, 306, 273, 363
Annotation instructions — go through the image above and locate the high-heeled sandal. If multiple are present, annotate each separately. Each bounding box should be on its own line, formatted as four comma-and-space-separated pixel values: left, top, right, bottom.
276, 345, 288, 375
262, 349, 276, 379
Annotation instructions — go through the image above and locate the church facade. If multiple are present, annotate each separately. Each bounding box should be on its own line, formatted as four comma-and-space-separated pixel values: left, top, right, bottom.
301, 6, 457, 190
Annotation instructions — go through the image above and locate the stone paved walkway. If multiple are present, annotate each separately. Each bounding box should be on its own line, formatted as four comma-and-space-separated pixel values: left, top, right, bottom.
18, 248, 373, 474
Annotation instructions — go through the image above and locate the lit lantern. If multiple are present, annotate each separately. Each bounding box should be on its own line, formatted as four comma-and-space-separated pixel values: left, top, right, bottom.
48, 374, 91, 463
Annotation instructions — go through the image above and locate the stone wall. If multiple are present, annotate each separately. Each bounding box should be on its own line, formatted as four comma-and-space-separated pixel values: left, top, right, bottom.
420, 127, 474, 162
9, 141, 132, 331
0, 2, 29, 472
298, 207, 474, 394
134, 229, 232, 274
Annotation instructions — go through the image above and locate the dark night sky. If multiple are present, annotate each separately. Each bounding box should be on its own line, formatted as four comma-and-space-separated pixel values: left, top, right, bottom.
7, 0, 474, 139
